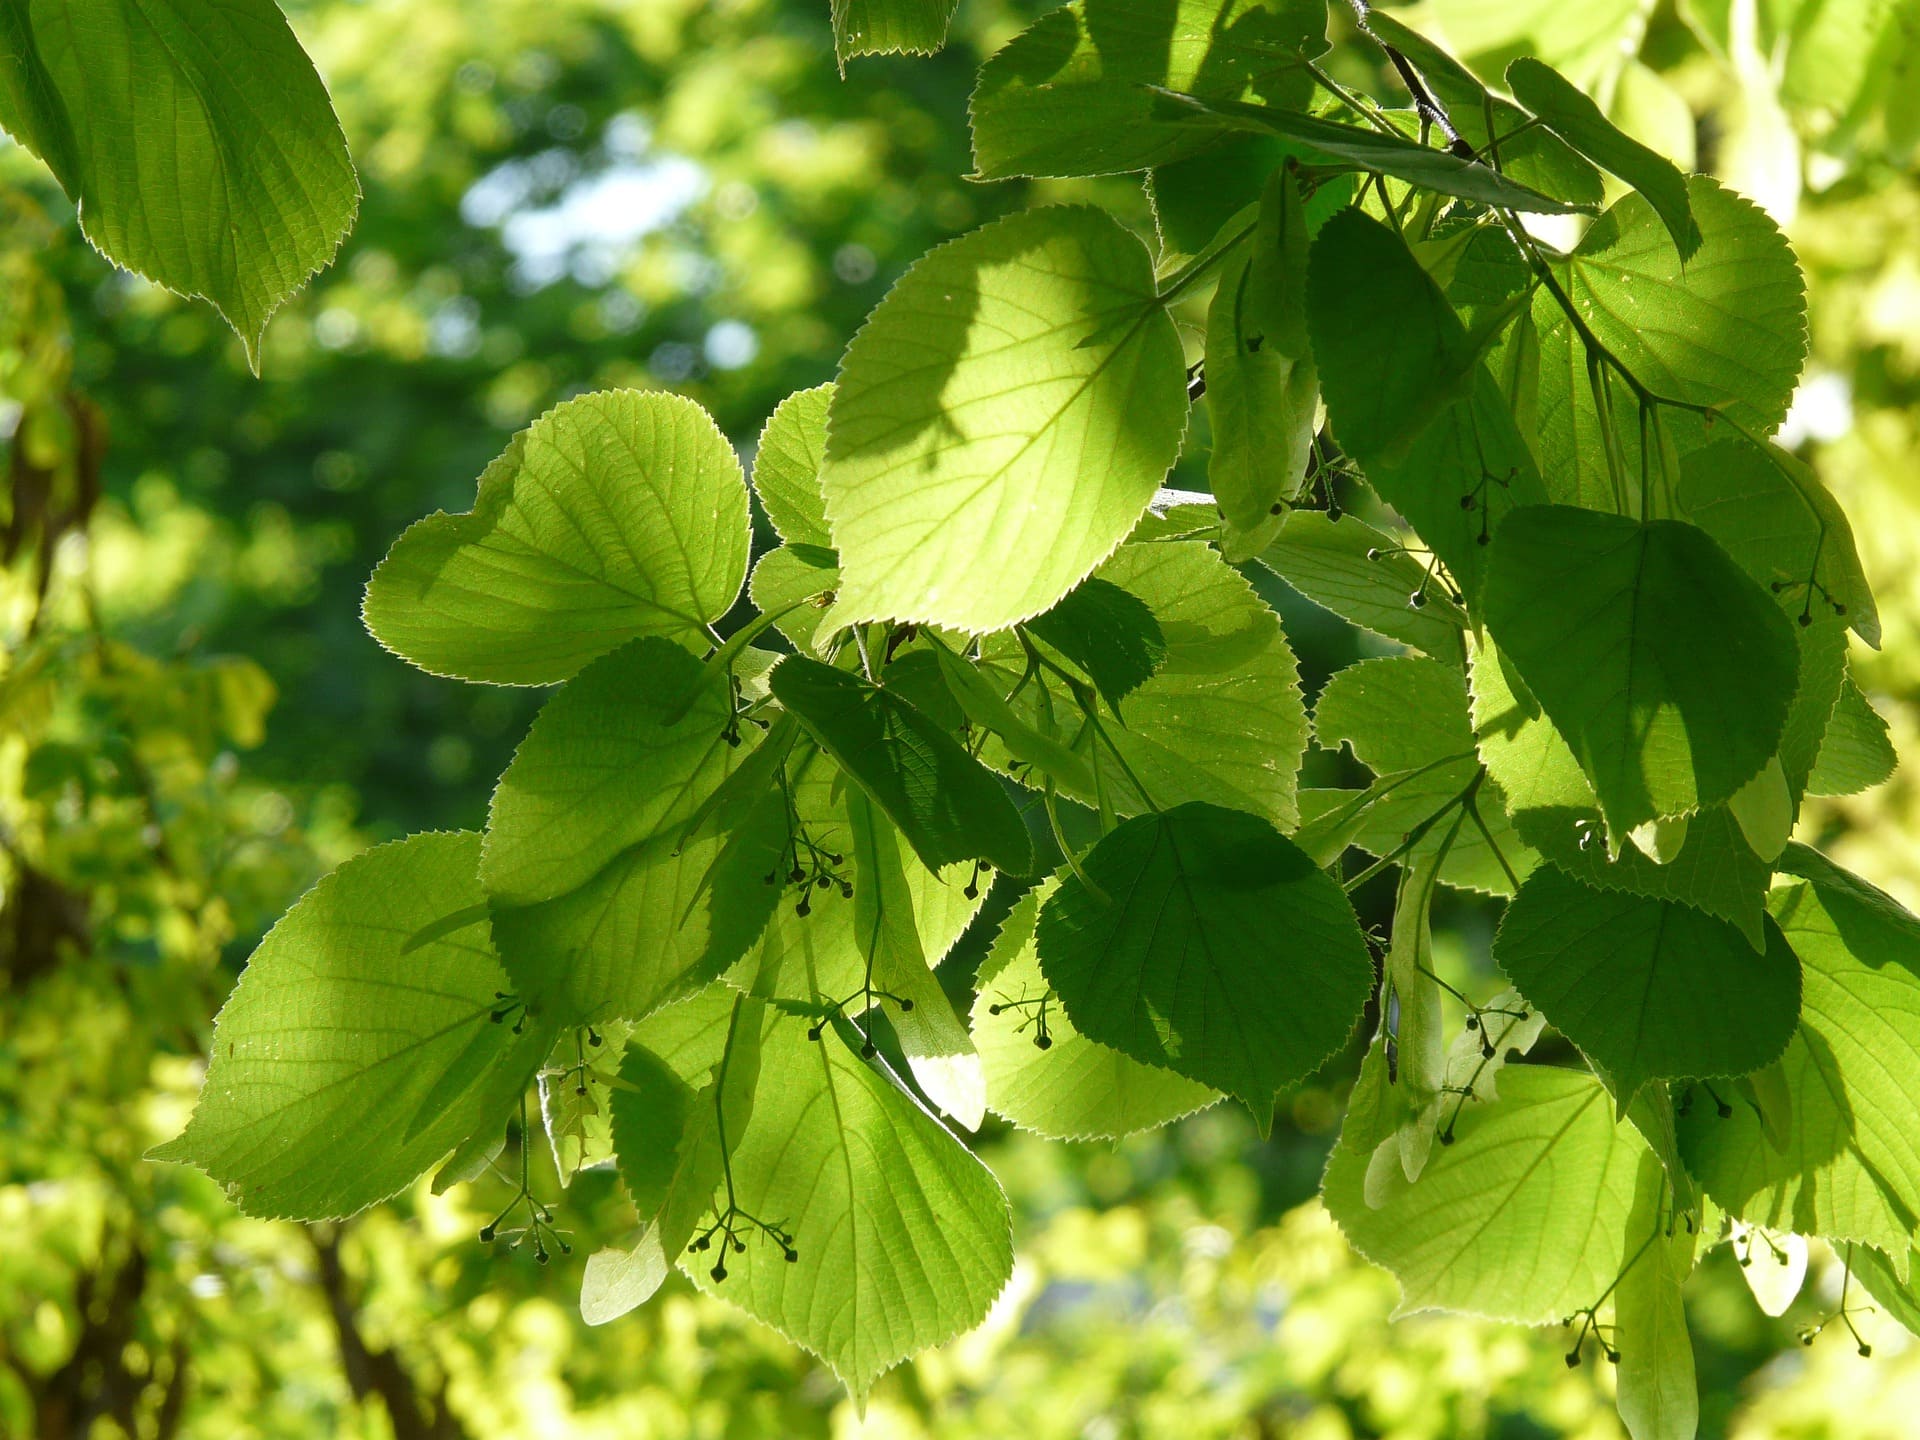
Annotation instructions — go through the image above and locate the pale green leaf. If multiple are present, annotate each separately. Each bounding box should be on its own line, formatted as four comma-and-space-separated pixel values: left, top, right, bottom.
1255, 510, 1469, 665
1484, 507, 1800, 838
1550, 177, 1807, 435
1295, 769, 1536, 897
731, 752, 989, 1004
1807, 672, 1896, 797
1506, 57, 1700, 259
752, 383, 835, 549
0, 0, 358, 369
364, 391, 750, 685
484, 639, 785, 1023
748, 543, 840, 653
1035, 801, 1372, 1113
1614, 1156, 1701, 1440
968, 0, 1325, 179
1206, 168, 1317, 561
1679, 847, 1920, 1259
1416, 0, 1657, 92
1315, 655, 1474, 776
979, 541, 1308, 826
1493, 865, 1800, 1106
973, 884, 1218, 1140
681, 1002, 1014, 1397
846, 789, 986, 1131
822, 207, 1185, 633
769, 655, 1032, 876
1324, 1051, 1651, 1323
149, 833, 550, 1220
1679, 433, 1880, 648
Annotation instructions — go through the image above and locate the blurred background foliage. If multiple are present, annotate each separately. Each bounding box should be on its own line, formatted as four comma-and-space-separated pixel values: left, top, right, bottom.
2, 0, 1918, 1435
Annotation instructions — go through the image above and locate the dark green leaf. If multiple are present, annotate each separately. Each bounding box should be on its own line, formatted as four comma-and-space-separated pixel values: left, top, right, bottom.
1026, 577, 1168, 709
1035, 800, 1372, 1115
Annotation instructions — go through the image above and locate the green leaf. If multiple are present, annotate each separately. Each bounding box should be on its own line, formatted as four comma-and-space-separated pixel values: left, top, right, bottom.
1152, 89, 1591, 214
1035, 801, 1372, 1115
748, 543, 841, 654
1678, 434, 1880, 648
364, 391, 751, 685
1024, 577, 1167, 710
1807, 672, 1896, 797
730, 754, 990, 1005
150, 833, 550, 1219
845, 789, 987, 1130
973, 884, 1218, 1140
822, 206, 1186, 633
752, 383, 835, 549
769, 655, 1033, 876
1295, 770, 1535, 897
1468, 629, 1834, 947
1357, 13, 1605, 209
1307, 210, 1551, 605
832, 0, 957, 62
1323, 1053, 1652, 1323
681, 1003, 1014, 1397
1315, 655, 1475, 777
484, 639, 785, 1023
1506, 57, 1700, 259
0, 0, 357, 369
1614, 1156, 1701, 1440
1493, 865, 1801, 1107
1255, 510, 1468, 665
1550, 177, 1807, 435
979, 541, 1308, 826
584, 1008, 763, 1326
1679, 847, 1920, 1260
1484, 507, 1800, 839
967, 0, 1325, 180
1148, 133, 1354, 262
1206, 168, 1318, 561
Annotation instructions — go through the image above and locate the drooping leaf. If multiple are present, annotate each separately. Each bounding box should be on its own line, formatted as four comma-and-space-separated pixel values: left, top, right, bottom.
584, 999, 766, 1325
1679, 847, 1920, 1261
973, 884, 1218, 1140
831, 0, 958, 62
1152, 89, 1591, 214
1614, 1155, 1701, 1440
1679, 433, 1880, 648
1493, 865, 1801, 1107
150, 833, 551, 1220
822, 206, 1187, 633
1024, 576, 1168, 710
1035, 801, 1372, 1116
1255, 510, 1468, 665
752, 383, 835, 549
1308, 211, 1551, 604
1506, 57, 1700, 259
679, 1003, 1014, 1398
1807, 672, 1897, 797
968, 0, 1325, 179
364, 391, 751, 685
1147, 132, 1354, 262
769, 654, 1032, 876
845, 789, 987, 1131
0, 0, 358, 369
483, 639, 785, 1023
729, 754, 990, 1006
1323, 1050, 1652, 1323
1483, 506, 1799, 839
1206, 168, 1318, 561
1357, 13, 1606, 208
